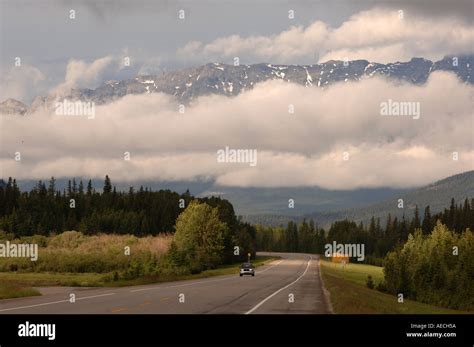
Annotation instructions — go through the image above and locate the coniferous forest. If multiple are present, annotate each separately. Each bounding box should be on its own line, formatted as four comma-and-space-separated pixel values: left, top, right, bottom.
256, 198, 474, 264
0, 176, 244, 238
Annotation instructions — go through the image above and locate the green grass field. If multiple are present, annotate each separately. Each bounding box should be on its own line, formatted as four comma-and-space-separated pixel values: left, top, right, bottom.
0, 256, 277, 299
320, 259, 467, 314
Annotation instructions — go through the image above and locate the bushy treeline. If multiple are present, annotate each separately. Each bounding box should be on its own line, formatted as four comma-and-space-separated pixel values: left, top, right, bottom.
256, 198, 474, 265
0, 176, 243, 239
256, 219, 326, 254
431, 198, 474, 235
383, 222, 474, 310
0, 176, 257, 275
0, 230, 172, 280
0, 198, 257, 278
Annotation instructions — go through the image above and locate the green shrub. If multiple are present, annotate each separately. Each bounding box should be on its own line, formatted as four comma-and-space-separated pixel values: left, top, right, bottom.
174, 201, 229, 271
375, 281, 387, 293
366, 275, 374, 289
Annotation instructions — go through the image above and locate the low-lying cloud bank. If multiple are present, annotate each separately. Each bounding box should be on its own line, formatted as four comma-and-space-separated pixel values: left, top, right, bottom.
1, 71, 473, 189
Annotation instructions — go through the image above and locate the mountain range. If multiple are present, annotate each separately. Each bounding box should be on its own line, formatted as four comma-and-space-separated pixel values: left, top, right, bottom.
1, 54, 472, 114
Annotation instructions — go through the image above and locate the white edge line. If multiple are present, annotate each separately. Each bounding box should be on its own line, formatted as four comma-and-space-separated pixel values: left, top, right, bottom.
245, 256, 312, 314
0, 292, 116, 313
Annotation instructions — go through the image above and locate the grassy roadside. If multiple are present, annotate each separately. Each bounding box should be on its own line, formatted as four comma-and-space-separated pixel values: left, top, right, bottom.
0, 256, 278, 299
0, 284, 41, 300
320, 260, 467, 314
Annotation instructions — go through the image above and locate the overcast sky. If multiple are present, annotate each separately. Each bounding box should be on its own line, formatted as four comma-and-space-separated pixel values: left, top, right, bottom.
0, 1, 473, 190
1, 0, 473, 102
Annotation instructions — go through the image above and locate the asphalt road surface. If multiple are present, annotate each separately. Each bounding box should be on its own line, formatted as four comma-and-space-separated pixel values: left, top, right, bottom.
0, 252, 332, 314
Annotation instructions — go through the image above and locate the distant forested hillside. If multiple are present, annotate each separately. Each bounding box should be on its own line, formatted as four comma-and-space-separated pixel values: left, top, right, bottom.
245, 171, 474, 227
257, 197, 474, 263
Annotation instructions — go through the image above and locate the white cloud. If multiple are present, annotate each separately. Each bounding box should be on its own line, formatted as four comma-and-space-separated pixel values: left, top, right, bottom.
0, 64, 46, 103
53, 56, 116, 94
177, 8, 474, 64
1, 70, 472, 189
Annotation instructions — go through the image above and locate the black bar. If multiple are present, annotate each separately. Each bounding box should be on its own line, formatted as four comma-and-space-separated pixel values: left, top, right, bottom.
0, 314, 472, 346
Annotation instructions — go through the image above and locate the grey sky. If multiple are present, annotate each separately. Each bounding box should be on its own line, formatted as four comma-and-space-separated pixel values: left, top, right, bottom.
4, 0, 470, 66
0, 1, 365, 66
0, 0, 472, 103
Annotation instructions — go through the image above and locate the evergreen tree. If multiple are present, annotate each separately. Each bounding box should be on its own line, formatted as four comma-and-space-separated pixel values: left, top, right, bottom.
103, 175, 112, 194
413, 205, 420, 229
422, 206, 432, 234
48, 177, 56, 196
448, 198, 456, 230
86, 180, 93, 196
369, 216, 376, 235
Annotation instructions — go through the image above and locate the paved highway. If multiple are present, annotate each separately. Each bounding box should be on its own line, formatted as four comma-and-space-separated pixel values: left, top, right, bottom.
0, 252, 332, 314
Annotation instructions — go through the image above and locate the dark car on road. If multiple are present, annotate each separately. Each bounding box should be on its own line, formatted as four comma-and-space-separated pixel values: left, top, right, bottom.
239, 262, 255, 277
